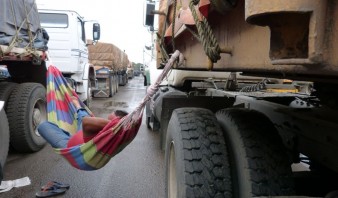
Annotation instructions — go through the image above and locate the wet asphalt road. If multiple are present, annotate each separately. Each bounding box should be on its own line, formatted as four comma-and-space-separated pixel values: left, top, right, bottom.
2, 76, 165, 198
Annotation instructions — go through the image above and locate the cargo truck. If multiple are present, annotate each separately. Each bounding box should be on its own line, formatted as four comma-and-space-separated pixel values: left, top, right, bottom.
145, 0, 338, 197
0, 0, 100, 183
91, 67, 117, 98
88, 41, 131, 97
89, 42, 129, 86
127, 66, 134, 79
38, 8, 100, 107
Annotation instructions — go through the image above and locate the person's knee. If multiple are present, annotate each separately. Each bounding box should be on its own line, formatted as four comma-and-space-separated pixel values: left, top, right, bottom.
38, 121, 50, 134
38, 121, 58, 136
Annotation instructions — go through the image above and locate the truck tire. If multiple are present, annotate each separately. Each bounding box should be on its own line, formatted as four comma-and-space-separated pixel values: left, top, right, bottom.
109, 76, 113, 97
0, 82, 18, 105
0, 163, 3, 184
115, 75, 119, 93
6, 83, 47, 152
165, 108, 232, 198
216, 108, 295, 197
114, 75, 118, 94
112, 75, 115, 94
0, 82, 18, 179
0, 106, 9, 178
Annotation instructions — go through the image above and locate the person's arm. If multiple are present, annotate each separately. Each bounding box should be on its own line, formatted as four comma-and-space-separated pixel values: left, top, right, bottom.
82, 117, 110, 137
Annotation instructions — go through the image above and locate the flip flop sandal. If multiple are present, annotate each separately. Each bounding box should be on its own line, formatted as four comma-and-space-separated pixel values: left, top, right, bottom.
36, 186, 67, 198
41, 181, 70, 190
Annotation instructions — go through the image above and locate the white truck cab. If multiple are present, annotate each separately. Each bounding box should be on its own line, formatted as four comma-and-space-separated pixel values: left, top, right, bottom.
38, 9, 100, 105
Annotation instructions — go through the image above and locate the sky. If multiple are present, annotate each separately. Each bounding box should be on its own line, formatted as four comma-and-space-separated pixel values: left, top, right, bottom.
36, 0, 153, 64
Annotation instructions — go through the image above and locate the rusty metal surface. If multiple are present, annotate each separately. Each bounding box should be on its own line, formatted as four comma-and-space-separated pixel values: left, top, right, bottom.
157, 0, 338, 82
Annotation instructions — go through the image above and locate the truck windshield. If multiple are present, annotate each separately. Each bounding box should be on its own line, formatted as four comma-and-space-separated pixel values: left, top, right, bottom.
39, 13, 68, 28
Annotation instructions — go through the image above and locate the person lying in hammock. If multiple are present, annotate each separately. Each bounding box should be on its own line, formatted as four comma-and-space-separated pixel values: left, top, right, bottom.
38, 96, 128, 148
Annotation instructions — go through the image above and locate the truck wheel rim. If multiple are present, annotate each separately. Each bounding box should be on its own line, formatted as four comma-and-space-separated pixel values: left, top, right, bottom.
33, 99, 47, 136
168, 141, 177, 198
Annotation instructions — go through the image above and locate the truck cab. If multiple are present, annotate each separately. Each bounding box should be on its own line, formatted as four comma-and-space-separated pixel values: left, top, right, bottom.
38, 9, 100, 105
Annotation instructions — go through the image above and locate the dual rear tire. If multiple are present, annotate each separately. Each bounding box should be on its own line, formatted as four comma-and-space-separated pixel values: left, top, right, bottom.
165, 107, 294, 198
165, 108, 232, 197
216, 108, 294, 197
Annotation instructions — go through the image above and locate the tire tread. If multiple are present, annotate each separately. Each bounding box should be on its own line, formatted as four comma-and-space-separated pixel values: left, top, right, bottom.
168, 108, 232, 198
216, 108, 294, 196
6, 83, 46, 152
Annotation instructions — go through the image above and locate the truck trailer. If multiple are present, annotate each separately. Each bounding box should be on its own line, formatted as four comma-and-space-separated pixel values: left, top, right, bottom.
88, 42, 129, 91
88, 41, 131, 97
145, 0, 338, 197
0, 0, 100, 183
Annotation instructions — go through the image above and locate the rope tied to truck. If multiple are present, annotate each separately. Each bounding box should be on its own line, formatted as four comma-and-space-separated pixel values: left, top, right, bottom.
0, 0, 48, 62
158, 0, 221, 66
47, 50, 181, 171
189, 0, 221, 63
156, 33, 170, 65
6, 0, 36, 54
171, 0, 177, 52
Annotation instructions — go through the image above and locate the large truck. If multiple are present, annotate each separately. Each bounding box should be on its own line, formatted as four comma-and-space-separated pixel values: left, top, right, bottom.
38, 8, 100, 107
145, 0, 338, 197
88, 41, 119, 97
0, 1, 99, 183
117, 52, 131, 86
88, 41, 130, 87
88, 41, 132, 97
127, 66, 134, 79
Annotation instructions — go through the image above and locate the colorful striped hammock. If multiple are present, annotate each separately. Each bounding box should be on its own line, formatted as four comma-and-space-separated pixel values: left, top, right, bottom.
47, 50, 180, 171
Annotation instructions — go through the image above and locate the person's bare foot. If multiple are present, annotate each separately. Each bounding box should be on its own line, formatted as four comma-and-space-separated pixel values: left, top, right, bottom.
71, 96, 81, 109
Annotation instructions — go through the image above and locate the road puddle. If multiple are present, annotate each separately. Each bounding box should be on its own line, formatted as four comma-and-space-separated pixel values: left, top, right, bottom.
103, 101, 129, 108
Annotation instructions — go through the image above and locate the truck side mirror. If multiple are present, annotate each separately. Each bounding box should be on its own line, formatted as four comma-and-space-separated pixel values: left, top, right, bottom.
93, 23, 100, 41
144, 2, 155, 28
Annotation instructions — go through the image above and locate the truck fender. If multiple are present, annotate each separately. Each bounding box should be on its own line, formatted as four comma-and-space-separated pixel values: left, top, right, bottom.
156, 94, 232, 150
79, 63, 95, 106
82, 63, 95, 81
